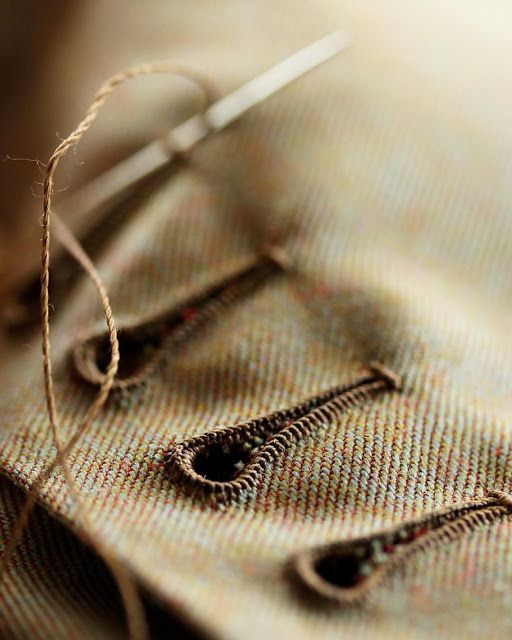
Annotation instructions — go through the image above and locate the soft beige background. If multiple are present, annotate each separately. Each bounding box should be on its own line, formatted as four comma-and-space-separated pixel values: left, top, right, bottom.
1, 0, 511, 300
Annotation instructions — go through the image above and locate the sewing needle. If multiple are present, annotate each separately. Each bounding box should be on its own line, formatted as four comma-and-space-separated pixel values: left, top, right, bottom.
60, 31, 350, 232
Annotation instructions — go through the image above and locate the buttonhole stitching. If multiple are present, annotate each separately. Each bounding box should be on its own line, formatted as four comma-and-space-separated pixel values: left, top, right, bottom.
288, 490, 512, 606
164, 362, 401, 505
72, 248, 287, 390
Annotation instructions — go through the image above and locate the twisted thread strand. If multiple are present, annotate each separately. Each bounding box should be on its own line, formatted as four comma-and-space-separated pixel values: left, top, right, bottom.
1, 61, 217, 640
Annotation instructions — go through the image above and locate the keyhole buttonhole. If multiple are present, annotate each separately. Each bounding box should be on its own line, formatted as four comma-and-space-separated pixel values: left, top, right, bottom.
166, 364, 401, 505
289, 491, 512, 606
71, 249, 288, 391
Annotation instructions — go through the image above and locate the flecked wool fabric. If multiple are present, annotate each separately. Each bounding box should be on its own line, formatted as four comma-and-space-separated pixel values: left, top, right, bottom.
1, 2, 512, 638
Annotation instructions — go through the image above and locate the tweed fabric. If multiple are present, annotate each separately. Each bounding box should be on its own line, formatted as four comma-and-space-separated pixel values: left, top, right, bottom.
2, 1, 512, 638
0, 476, 125, 639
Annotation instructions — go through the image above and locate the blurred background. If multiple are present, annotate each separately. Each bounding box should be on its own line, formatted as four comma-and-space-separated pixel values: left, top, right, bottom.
1, 0, 511, 339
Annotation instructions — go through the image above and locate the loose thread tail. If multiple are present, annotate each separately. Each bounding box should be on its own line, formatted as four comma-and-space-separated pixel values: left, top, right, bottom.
1, 61, 218, 640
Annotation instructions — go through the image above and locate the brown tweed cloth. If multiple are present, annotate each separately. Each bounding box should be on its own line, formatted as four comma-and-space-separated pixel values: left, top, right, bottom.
1, 2, 512, 638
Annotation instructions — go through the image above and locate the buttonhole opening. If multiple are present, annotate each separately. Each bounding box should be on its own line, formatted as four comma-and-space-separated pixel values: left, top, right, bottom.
95, 328, 164, 380
313, 551, 369, 589
192, 439, 262, 482
309, 529, 427, 594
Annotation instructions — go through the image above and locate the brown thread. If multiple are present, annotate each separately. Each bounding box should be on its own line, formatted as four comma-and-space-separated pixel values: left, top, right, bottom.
8, 159, 187, 334
1, 62, 218, 640
289, 491, 512, 606
72, 247, 289, 390
165, 362, 401, 505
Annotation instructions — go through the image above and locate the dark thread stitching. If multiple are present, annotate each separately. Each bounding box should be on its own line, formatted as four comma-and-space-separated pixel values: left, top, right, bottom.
72, 247, 289, 390
165, 363, 401, 505
288, 490, 512, 606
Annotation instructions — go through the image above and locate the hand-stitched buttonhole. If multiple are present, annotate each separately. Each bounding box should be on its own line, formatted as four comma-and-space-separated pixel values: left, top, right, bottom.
73, 324, 166, 390
166, 363, 401, 505
289, 491, 512, 605
72, 249, 288, 390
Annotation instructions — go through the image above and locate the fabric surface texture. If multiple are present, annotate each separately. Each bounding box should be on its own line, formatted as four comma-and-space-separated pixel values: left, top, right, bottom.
1, 2, 512, 638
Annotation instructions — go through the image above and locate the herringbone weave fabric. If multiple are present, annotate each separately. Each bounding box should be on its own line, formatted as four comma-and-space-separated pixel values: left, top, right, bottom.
1, 2, 512, 638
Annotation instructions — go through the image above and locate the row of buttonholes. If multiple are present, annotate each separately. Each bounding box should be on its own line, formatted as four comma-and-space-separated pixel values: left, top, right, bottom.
70, 250, 512, 604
